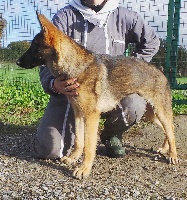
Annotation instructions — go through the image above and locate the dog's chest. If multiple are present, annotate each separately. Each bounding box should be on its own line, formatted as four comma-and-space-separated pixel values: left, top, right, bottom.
96, 69, 118, 113
96, 88, 118, 113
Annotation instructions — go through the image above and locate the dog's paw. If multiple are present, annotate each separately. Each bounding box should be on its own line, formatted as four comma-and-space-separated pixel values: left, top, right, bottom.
157, 147, 168, 155
169, 152, 179, 165
169, 156, 179, 165
61, 150, 83, 165
60, 156, 76, 165
157, 148, 179, 165
73, 164, 91, 179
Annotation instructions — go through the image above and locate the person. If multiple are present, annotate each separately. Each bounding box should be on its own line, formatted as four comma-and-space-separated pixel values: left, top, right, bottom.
31, 0, 160, 159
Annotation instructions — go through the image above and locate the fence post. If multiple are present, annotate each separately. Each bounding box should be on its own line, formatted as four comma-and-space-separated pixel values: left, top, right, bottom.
165, 0, 181, 89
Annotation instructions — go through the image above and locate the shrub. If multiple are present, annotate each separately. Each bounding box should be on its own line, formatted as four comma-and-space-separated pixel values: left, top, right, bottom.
0, 79, 49, 125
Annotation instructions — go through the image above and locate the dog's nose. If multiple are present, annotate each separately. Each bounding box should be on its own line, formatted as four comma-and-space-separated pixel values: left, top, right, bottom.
16, 60, 21, 66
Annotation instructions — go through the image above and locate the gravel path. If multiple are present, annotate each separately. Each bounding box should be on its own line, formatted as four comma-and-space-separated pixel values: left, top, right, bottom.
0, 116, 187, 199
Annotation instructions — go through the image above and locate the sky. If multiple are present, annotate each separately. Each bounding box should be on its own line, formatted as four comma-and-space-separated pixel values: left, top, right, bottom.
0, 0, 187, 48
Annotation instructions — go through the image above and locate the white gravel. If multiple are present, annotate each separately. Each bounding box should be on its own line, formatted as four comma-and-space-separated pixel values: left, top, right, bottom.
0, 115, 187, 199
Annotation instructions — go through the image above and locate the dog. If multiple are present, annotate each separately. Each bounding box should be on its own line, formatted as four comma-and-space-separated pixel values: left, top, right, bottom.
16, 12, 178, 179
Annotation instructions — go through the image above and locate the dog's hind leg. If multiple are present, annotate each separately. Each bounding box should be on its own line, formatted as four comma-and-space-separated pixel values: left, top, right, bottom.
145, 103, 169, 153
73, 110, 100, 179
145, 103, 166, 130
156, 112, 178, 164
146, 102, 178, 164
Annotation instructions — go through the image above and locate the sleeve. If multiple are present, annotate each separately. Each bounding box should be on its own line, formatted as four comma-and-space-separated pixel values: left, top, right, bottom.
39, 65, 57, 96
52, 8, 68, 34
127, 11, 160, 62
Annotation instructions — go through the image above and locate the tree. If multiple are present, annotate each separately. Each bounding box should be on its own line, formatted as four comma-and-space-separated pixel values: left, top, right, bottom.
152, 39, 187, 76
177, 46, 187, 76
0, 41, 30, 62
0, 15, 7, 47
151, 39, 166, 70
7, 41, 31, 53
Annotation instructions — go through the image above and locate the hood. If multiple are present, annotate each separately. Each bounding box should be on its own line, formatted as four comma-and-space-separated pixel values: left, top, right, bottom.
69, 0, 119, 27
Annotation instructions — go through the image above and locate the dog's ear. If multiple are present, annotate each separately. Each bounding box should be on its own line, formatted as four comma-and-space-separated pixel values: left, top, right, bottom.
35, 11, 67, 47
36, 11, 56, 35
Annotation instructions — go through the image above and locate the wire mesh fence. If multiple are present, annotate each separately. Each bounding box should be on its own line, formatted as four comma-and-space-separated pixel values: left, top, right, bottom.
0, 0, 187, 87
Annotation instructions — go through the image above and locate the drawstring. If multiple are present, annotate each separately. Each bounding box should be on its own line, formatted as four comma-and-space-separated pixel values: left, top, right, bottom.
103, 12, 111, 54
60, 100, 71, 158
118, 103, 129, 126
84, 20, 88, 48
83, 11, 111, 54
104, 24, 109, 54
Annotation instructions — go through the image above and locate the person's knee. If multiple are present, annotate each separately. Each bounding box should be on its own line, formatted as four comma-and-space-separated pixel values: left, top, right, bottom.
31, 127, 63, 159
120, 94, 147, 125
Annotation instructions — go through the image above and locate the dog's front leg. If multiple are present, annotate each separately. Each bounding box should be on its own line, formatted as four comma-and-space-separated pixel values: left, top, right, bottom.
73, 111, 100, 179
61, 111, 85, 165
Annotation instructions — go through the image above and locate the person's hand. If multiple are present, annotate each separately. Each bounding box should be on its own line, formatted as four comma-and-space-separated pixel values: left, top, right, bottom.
53, 76, 79, 97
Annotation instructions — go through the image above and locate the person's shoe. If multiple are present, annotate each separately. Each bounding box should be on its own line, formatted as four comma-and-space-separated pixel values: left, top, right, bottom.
105, 136, 125, 158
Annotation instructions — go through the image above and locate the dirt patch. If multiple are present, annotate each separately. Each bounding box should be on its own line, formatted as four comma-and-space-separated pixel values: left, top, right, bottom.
0, 115, 187, 199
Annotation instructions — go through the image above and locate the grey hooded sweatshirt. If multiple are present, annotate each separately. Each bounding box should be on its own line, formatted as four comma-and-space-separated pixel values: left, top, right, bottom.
40, 1, 160, 97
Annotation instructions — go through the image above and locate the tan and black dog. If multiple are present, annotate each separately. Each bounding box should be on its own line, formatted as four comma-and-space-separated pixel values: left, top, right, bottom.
16, 12, 178, 179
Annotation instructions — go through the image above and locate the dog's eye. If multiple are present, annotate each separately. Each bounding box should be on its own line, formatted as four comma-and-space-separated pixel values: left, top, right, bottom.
32, 43, 42, 54
31, 43, 38, 51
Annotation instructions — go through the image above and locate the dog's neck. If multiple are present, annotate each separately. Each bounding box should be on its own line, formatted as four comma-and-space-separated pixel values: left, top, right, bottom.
48, 34, 95, 78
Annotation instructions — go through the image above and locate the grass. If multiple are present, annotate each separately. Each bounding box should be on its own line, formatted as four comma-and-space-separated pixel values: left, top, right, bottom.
172, 77, 187, 114
0, 80, 49, 125
172, 89, 187, 115
0, 62, 40, 83
0, 63, 49, 125
0, 62, 187, 126
176, 77, 187, 84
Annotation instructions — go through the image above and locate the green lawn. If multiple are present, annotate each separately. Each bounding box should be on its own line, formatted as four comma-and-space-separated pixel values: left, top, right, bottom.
172, 79, 187, 115
0, 62, 40, 83
0, 62, 48, 125
176, 77, 187, 84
